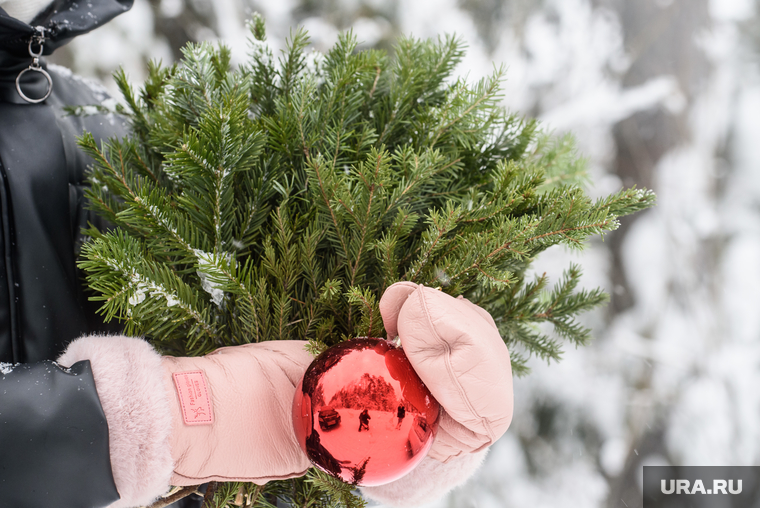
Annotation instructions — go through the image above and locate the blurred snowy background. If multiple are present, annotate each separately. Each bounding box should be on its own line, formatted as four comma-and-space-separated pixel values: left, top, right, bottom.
50, 0, 760, 506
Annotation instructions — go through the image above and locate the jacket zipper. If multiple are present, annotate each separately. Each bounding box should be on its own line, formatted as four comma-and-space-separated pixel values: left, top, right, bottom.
0, 156, 19, 363
14, 26, 53, 104
0, 21, 57, 54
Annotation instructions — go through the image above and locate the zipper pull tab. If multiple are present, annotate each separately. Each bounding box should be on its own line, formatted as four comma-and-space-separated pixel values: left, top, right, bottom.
15, 26, 53, 104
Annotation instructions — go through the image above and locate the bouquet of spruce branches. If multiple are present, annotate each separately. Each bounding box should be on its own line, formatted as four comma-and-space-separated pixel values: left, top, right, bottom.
77, 14, 653, 508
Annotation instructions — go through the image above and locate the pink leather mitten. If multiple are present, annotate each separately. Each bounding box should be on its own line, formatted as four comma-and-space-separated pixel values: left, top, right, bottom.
361, 282, 513, 507
58, 336, 312, 508
161, 341, 312, 485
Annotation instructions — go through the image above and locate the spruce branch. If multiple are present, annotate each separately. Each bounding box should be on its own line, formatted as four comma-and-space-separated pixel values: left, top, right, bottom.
77, 19, 655, 506
144, 485, 203, 508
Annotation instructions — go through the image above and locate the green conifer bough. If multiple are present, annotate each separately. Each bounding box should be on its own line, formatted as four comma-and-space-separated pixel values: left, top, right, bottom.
77, 14, 654, 508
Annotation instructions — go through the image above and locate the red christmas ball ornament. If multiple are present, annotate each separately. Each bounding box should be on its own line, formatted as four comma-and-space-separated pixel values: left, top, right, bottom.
292, 338, 440, 486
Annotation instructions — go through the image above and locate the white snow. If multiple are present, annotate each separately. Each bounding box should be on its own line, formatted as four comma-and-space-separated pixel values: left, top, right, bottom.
128, 284, 147, 306
709, 0, 755, 21
196, 269, 225, 307
159, 0, 184, 18
194, 249, 230, 307
104, 259, 182, 312
351, 17, 390, 48
540, 76, 686, 131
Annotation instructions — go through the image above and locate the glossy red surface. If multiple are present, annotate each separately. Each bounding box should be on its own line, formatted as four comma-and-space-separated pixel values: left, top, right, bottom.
292, 338, 440, 486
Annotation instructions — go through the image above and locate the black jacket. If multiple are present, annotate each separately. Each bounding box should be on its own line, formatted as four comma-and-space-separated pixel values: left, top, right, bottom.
0, 2, 132, 507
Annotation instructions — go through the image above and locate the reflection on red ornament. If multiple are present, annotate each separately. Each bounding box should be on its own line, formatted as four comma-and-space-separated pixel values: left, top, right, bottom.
292, 338, 440, 486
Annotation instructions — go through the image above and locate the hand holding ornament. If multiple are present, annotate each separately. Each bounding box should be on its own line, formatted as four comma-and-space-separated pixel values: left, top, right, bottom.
360, 282, 514, 506
55, 282, 512, 508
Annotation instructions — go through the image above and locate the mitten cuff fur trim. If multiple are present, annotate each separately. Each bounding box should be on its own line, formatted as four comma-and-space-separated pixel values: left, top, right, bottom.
360, 449, 488, 507
58, 335, 173, 508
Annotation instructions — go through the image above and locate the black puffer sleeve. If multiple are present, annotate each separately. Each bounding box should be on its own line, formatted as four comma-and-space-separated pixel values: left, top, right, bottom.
0, 360, 120, 508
